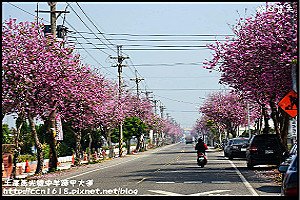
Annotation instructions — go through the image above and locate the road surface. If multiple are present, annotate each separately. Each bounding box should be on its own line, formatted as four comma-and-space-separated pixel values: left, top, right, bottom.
3, 143, 281, 196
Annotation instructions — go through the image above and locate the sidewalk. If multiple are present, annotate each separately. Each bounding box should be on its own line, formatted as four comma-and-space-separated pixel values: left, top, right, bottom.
2, 145, 159, 181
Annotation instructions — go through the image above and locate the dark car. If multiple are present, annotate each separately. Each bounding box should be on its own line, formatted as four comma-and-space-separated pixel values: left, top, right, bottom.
278, 142, 298, 181
279, 154, 298, 196
246, 134, 281, 169
282, 142, 297, 166
224, 138, 249, 160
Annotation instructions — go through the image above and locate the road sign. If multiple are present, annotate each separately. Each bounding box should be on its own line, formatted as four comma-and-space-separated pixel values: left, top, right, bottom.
278, 90, 297, 118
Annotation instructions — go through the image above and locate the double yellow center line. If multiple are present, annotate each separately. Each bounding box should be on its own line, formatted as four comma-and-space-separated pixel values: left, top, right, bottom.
136, 148, 185, 184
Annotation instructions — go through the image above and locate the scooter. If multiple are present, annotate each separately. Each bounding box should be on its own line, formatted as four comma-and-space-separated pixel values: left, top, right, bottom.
197, 152, 207, 168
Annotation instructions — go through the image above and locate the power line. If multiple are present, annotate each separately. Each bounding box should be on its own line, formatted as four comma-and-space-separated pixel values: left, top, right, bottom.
150, 88, 232, 91
66, 3, 145, 81
71, 43, 209, 47
128, 62, 205, 66
66, 2, 112, 56
74, 47, 210, 51
75, 2, 118, 53
72, 31, 234, 37
67, 35, 231, 42
5, 2, 50, 23
138, 76, 219, 78
155, 94, 200, 105
63, 19, 117, 76
166, 110, 199, 113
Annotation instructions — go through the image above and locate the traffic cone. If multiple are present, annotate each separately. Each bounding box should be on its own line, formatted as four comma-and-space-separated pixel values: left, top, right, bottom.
72, 154, 75, 164
103, 150, 105, 158
25, 160, 31, 173
84, 153, 87, 161
2, 163, 7, 177
94, 151, 98, 160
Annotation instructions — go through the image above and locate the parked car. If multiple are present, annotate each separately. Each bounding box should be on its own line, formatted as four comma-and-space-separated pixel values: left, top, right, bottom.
224, 138, 249, 159
278, 142, 298, 180
287, 142, 297, 157
246, 134, 281, 169
278, 154, 298, 196
282, 142, 298, 166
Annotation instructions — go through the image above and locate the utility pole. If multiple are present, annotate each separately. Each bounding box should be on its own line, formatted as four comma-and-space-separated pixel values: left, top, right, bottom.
159, 105, 166, 119
159, 104, 166, 146
35, 2, 69, 171
151, 99, 159, 115
130, 70, 144, 99
49, 2, 57, 38
110, 45, 129, 157
141, 91, 153, 100
150, 99, 159, 146
36, 2, 69, 38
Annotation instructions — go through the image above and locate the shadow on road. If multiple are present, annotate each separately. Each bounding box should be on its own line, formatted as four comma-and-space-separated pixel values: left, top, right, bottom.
256, 185, 281, 194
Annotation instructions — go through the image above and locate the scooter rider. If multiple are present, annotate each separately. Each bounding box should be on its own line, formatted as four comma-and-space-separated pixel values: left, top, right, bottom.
195, 138, 208, 155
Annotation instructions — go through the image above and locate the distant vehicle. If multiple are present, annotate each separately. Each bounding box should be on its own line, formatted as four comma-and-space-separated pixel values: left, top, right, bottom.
185, 135, 194, 144
224, 138, 249, 159
279, 154, 298, 196
246, 134, 281, 169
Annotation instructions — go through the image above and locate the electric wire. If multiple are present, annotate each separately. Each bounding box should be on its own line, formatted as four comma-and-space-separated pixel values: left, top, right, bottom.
75, 2, 118, 53
5, 2, 50, 23
66, 2, 113, 56
72, 31, 235, 37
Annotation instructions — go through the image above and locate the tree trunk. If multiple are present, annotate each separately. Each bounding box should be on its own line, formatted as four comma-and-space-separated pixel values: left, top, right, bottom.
136, 136, 141, 151
107, 129, 114, 158
44, 110, 58, 172
11, 111, 25, 178
270, 101, 290, 162
126, 139, 131, 154
262, 104, 270, 134
88, 133, 92, 163
75, 132, 82, 165
27, 112, 44, 175
65, 125, 81, 165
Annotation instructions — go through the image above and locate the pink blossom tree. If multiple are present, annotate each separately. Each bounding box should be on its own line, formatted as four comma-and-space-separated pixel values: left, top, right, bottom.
2, 18, 86, 173
199, 92, 260, 138
203, 2, 297, 154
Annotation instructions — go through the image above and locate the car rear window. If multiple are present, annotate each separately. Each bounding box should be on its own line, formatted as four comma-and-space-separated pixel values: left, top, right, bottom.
252, 135, 279, 147
233, 139, 248, 145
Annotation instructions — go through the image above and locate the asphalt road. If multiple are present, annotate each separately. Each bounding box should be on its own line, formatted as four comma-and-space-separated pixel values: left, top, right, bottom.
4, 142, 282, 196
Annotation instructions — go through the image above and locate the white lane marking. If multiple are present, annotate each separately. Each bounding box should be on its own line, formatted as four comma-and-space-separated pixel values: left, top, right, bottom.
158, 170, 235, 173
184, 181, 203, 184
148, 189, 231, 196
192, 189, 231, 196
176, 159, 225, 163
148, 190, 183, 196
228, 160, 259, 196
211, 181, 231, 184
156, 181, 175, 184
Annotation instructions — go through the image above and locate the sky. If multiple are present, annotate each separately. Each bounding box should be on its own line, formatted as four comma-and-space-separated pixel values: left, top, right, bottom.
2, 2, 270, 129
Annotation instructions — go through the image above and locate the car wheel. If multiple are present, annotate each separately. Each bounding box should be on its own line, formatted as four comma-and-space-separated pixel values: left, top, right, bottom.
247, 162, 254, 170
228, 154, 233, 160
224, 152, 227, 157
